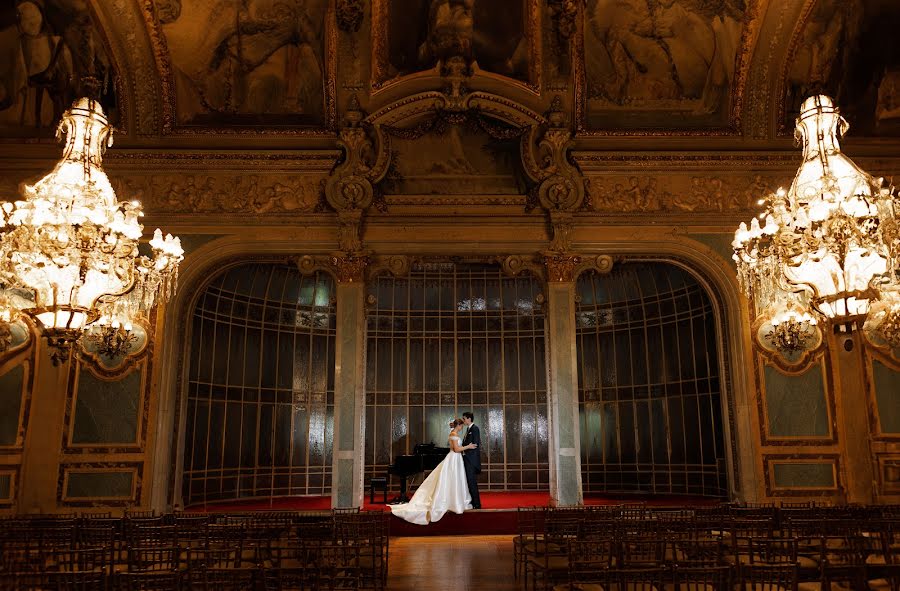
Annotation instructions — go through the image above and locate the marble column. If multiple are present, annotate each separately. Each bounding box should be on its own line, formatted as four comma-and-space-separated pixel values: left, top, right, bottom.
18, 340, 69, 513
544, 275, 584, 506
834, 332, 875, 504
331, 273, 367, 508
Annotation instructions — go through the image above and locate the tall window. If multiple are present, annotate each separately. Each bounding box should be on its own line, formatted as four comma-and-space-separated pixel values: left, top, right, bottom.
576, 263, 727, 497
365, 262, 549, 491
183, 263, 336, 506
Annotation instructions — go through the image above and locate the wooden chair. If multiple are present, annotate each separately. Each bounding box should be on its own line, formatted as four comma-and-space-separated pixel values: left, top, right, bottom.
737, 564, 799, 591
671, 564, 732, 590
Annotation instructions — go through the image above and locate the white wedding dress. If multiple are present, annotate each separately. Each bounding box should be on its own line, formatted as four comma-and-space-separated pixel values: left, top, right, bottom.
389, 435, 472, 525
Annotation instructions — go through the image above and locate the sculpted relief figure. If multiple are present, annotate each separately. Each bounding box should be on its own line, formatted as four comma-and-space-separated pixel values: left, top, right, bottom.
160, 0, 327, 125
385, 0, 528, 82
584, 0, 743, 114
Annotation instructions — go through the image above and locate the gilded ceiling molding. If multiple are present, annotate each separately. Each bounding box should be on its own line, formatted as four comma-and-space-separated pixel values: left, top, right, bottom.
87, 0, 162, 135
744, 0, 799, 139
773, 0, 829, 137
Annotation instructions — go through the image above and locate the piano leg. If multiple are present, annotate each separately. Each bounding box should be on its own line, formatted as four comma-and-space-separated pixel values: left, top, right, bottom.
388, 477, 410, 504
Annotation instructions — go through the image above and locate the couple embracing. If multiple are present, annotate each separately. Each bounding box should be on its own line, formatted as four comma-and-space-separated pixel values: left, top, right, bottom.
390, 412, 482, 525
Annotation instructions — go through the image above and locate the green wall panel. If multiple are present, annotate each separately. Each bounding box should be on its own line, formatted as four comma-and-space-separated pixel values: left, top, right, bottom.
764, 363, 829, 437
0, 365, 24, 446
72, 368, 142, 445
873, 360, 900, 434
772, 462, 835, 488
0, 474, 10, 499
65, 471, 134, 498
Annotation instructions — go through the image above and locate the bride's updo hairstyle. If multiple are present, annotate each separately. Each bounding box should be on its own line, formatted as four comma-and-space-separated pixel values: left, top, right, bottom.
448, 418, 464, 429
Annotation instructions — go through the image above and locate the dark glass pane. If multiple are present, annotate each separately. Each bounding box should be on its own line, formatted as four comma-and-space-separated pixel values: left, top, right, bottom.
185, 265, 336, 505
576, 264, 727, 498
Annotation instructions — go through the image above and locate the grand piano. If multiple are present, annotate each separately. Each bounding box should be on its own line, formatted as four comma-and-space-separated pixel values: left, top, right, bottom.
387, 443, 450, 503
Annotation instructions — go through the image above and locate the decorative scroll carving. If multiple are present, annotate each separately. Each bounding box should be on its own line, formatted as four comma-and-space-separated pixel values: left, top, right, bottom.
523, 96, 585, 213
367, 255, 411, 279
501, 255, 546, 281
324, 95, 392, 254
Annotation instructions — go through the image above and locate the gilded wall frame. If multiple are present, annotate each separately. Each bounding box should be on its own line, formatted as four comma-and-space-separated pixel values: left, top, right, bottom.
763, 453, 841, 497
62, 361, 150, 455
58, 462, 143, 507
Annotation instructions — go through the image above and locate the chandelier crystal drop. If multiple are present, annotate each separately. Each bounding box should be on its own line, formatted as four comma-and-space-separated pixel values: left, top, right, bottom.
733, 95, 900, 353
765, 308, 819, 354
0, 98, 183, 363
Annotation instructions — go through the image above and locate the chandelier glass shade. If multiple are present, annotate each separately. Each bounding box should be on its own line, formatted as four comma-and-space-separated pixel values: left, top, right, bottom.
0, 98, 183, 361
733, 95, 900, 353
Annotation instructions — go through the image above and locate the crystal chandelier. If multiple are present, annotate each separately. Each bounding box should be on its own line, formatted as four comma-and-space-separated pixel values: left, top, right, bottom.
733, 95, 900, 353
0, 98, 183, 364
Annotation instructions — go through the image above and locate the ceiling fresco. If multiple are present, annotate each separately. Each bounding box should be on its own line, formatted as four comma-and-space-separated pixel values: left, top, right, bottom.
154, 0, 333, 129
0, 0, 898, 140
578, 0, 748, 130
0, 0, 117, 136
784, 0, 900, 136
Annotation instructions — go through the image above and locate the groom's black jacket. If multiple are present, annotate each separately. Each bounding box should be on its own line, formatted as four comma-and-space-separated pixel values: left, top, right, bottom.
463, 424, 482, 474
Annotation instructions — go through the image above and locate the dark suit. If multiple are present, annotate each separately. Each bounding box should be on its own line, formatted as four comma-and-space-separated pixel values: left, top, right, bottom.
462, 423, 482, 508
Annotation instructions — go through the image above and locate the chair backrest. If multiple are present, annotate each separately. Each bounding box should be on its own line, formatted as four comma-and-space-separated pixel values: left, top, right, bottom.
672, 565, 731, 591
749, 537, 798, 565
738, 564, 798, 591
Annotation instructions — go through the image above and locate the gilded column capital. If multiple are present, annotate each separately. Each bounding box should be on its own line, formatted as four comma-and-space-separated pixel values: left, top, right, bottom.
542, 253, 614, 283
331, 254, 370, 284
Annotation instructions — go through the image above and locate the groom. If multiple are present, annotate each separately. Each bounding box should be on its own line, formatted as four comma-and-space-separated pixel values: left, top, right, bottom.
461, 412, 482, 509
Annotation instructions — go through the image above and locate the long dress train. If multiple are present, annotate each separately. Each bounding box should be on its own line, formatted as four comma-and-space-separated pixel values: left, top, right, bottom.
389, 435, 472, 525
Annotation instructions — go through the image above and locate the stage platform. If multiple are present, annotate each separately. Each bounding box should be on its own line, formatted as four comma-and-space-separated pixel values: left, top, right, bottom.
187, 492, 719, 536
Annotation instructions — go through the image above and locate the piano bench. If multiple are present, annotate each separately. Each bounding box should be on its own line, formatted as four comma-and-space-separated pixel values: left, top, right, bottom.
370, 477, 388, 504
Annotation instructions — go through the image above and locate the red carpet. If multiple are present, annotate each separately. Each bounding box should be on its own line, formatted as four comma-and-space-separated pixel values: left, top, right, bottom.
187, 492, 718, 536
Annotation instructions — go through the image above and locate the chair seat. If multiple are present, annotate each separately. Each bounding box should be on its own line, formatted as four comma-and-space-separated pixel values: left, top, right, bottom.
530, 555, 570, 571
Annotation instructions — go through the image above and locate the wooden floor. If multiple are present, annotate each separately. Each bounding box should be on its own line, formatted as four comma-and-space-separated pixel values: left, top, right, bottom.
387, 535, 519, 590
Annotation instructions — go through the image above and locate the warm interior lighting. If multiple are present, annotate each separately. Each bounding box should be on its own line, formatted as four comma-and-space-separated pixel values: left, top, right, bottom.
0, 98, 183, 363
733, 95, 900, 353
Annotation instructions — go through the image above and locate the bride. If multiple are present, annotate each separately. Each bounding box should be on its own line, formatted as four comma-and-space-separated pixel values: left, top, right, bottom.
390, 418, 478, 525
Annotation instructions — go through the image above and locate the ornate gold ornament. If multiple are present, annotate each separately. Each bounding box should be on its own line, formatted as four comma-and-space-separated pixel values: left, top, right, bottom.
733, 96, 900, 356
0, 99, 183, 364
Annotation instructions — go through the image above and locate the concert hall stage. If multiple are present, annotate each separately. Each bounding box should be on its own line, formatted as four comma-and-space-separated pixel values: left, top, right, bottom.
188, 492, 717, 536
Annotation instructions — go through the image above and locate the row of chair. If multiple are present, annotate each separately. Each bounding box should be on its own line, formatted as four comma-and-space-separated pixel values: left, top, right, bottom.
1, 509, 389, 590
514, 503, 900, 590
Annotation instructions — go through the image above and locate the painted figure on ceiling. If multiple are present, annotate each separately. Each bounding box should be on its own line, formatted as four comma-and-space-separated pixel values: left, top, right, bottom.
161, 0, 326, 125
0, 0, 73, 128
584, 0, 743, 112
